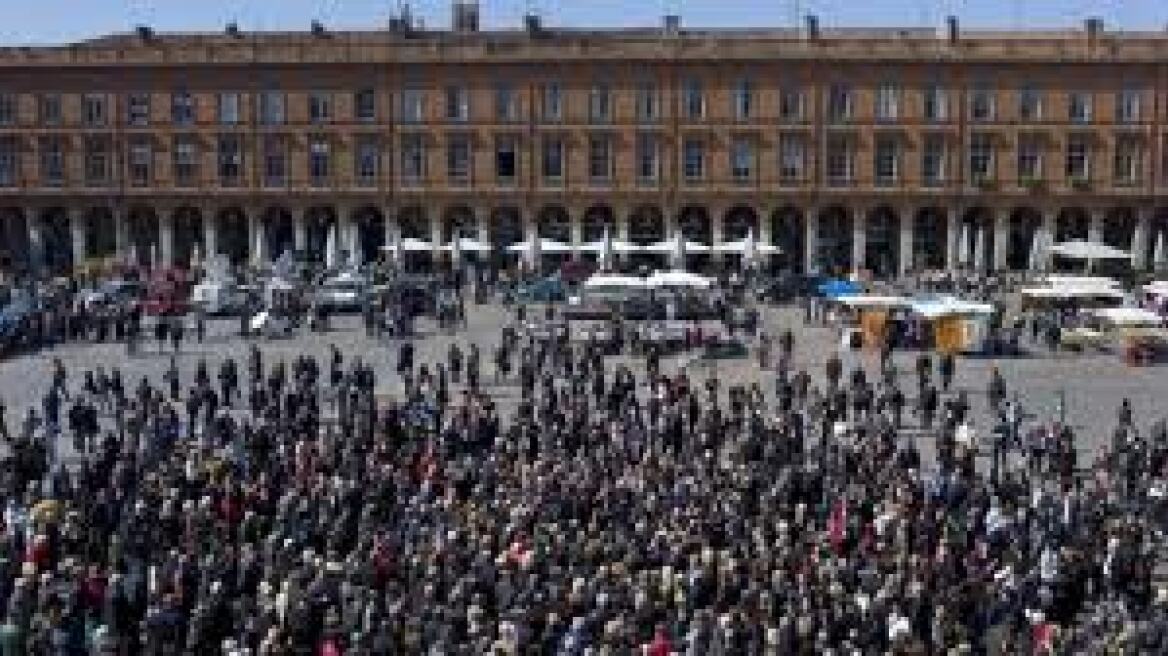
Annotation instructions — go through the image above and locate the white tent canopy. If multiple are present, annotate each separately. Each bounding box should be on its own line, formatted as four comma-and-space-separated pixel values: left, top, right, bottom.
506, 239, 573, 254
1048, 240, 1133, 261
834, 295, 909, 310
578, 240, 641, 253
1087, 307, 1164, 326
714, 239, 782, 254
641, 239, 711, 253
441, 237, 491, 253
582, 274, 646, 289
644, 270, 713, 289
910, 296, 996, 319
390, 238, 434, 252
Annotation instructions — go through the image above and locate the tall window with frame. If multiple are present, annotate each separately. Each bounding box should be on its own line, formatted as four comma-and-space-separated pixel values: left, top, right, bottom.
1113, 136, 1142, 186
1018, 86, 1043, 121
683, 78, 705, 120
588, 83, 611, 123
400, 134, 426, 183
127, 93, 151, 127
83, 93, 107, 127
354, 88, 377, 122
355, 137, 380, 186
539, 81, 562, 123
1017, 135, 1042, 181
1068, 92, 1092, 123
39, 136, 64, 186
779, 87, 803, 122
731, 137, 754, 182
541, 136, 564, 182
0, 137, 16, 186
683, 138, 705, 181
922, 85, 947, 122
262, 136, 287, 187
873, 135, 898, 185
495, 135, 517, 184
217, 134, 242, 186
635, 80, 658, 123
259, 90, 285, 125
827, 84, 852, 122
0, 94, 16, 126
444, 86, 469, 122
921, 134, 946, 185
1065, 135, 1090, 180
635, 133, 658, 184
875, 84, 899, 122
969, 86, 995, 122
171, 91, 195, 126
733, 78, 753, 121
84, 137, 109, 186
401, 87, 425, 124
309, 92, 332, 124
825, 134, 852, 185
217, 92, 240, 125
173, 137, 198, 187
588, 135, 612, 182
446, 134, 470, 183
968, 132, 993, 181
39, 94, 62, 126
779, 133, 805, 183
494, 83, 517, 123
309, 138, 331, 186
1117, 89, 1141, 124
128, 139, 152, 187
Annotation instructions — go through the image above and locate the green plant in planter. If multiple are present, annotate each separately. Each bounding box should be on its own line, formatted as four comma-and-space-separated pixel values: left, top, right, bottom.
1019, 176, 1045, 192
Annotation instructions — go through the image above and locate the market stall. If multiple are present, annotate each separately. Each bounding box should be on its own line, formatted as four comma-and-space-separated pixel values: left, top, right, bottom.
909, 296, 998, 355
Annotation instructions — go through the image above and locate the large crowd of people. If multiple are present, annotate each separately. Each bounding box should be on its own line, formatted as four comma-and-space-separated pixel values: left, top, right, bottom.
0, 301, 1166, 654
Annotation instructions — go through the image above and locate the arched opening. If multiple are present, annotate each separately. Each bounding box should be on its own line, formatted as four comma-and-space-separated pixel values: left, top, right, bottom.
0, 207, 29, 273
217, 208, 249, 266
84, 208, 117, 263
816, 206, 853, 276
770, 206, 804, 274
1008, 207, 1042, 271
628, 205, 664, 269
677, 205, 711, 271
172, 206, 203, 269
262, 207, 295, 262
126, 206, 159, 268
1149, 208, 1168, 272
864, 206, 900, 277
581, 205, 615, 242
913, 207, 947, 271
491, 206, 524, 271
352, 205, 385, 265
1055, 207, 1089, 243
535, 205, 570, 270
723, 205, 759, 270
1102, 207, 1136, 252
959, 207, 994, 271
304, 206, 336, 264
441, 205, 478, 268
396, 206, 430, 271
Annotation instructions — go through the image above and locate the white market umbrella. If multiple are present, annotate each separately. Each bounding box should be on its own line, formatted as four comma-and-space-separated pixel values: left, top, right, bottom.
325, 225, 338, 269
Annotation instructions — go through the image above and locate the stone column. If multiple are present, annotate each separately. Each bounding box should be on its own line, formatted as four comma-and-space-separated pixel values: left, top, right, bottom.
710, 207, 725, 265
248, 209, 263, 266
69, 209, 87, 270
803, 207, 818, 275
569, 208, 583, 261
523, 207, 539, 269
1033, 208, 1057, 273
115, 209, 130, 263
293, 211, 307, 254
758, 206, 774, 264
159, 213, 175, 267
477, 208, 490, 248
383, 206, 397, 248
202, 207, 218, 259
615, 206, 631, 264
898, 208, 913, 277
945, 207, 959, 272
992, 209, 1009, 272
337, 207, 354, 264
851, 208, 866, 276
1088, 208, 1103, 244
27, 209, 44, 272
1132, 208, 1150, 271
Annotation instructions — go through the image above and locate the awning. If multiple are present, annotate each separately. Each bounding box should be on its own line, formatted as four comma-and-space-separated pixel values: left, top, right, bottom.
506, 239, 574, 254
1048, 240, 1133, 261
644, 270, 713, 289
441, 238, 492, 253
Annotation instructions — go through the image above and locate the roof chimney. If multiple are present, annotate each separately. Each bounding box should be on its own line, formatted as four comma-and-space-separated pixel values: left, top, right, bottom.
310, 20, 326, 36
803, 14, 820, 40
524, 13, 541, 35
663, 15, 681, 35
1085, 17, 1103, 40
225, 22, 241, 37
945, 15, 959, 44
452, 2, 480, 33
135, 25, 154, 41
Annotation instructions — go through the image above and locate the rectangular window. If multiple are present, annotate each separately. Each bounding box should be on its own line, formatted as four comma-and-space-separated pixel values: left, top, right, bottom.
84, 137, 109, 186
539, 82, 562, 122
779, 87, 803, 122
259, 90, 285, 125
1017, 135, 1042, 180
969, 132, 993, 180
400, 134, 425, 182
683, 78, 705, 119
875, 84, 899, 121
921, 134, 946, 185
1068, 92, 1092, 123
127, 93, 150, 126
128, 139, 151, 186
39, 94, 62, 125
0, 94, 16, 126
541, 136, 564, 181
309, 92, 332, 124
354, 89, 377, 122
969, 87, 995, 122
83, 94, 107, 127
588, 84, 611, 123
495, 136, 517, 183
1117, 89, 1141, 124
825, 135, 852, 184
446, 134, 470, 182
401, 88, 425, 124
682, 139, 704, 181
1019, 86, 1043, 121
827, 84, 852, 122
1113, 138, 1141, 185
173, 137, 198, 186
588, 135, 612, 182
0, 137, 18, 186
355, 137, 379, 185
444, 86, 468, 122
922, 85, 947, 121
635, 81, 658, 122
494, 83, 517, 122
217, 134, 242, 186
731, 137, 754, 181
39, 137, 64, 186
779, 133, 805, 182
262, 137, 286, 187
1065, 135, 1089, 179
733, 78, 753, 120
217, 92, 240, 124
874, 136, 898, 184
171, 91, 194, 126
309, 138, 330, 185
635, 133, 658, 183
